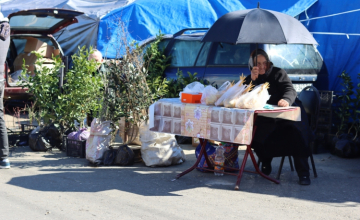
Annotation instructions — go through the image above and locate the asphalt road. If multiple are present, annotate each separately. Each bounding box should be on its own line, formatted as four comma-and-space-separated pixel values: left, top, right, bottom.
1, 144, 359, 220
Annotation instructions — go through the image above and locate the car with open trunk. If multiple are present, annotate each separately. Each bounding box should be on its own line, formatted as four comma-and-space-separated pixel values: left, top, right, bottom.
4, 8, 84, 106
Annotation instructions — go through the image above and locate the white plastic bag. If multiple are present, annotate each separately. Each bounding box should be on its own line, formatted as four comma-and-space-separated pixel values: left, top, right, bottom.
215, 77, 248, 107
236, 82, 271, 109
86, 119, 112, 164
179, 82, 204, 98
223, 74, 248, 108
140, 125, 186, 167
201, 85, 218, 105
9, 70, 30, 84
214, 81, 232, 106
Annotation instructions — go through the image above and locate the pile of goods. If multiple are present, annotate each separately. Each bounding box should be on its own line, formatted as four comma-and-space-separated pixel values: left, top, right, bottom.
182, 74, 271, 109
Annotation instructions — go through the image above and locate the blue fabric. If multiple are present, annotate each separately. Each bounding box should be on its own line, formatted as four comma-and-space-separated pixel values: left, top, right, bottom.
195, 142, 240, 172
97, 0, 317, 58
299, 0, 360, 91
264, 104, 274, 110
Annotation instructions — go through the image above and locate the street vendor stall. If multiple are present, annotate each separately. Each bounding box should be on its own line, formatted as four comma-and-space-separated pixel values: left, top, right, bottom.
149, 98, 301, 190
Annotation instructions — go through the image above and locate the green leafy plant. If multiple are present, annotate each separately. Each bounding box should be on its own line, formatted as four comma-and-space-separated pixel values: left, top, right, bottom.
347, 72, 360, 139
21, 46, 103, 132
143, 33, 171, 101
101, 19, 154, 143
335, 71, 354, 136
20, 51, 64, 127
59, 46, 103, 129
166, 69, 213, 98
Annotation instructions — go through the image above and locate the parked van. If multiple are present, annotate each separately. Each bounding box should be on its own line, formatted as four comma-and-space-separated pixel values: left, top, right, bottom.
141, 28, 323, 92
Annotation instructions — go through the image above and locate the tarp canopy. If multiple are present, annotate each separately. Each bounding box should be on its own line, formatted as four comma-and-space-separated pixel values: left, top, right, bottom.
1, 0, 318, 59
98, 0, 318, 58
0, 0, 131, 56
299, 0, 360, 91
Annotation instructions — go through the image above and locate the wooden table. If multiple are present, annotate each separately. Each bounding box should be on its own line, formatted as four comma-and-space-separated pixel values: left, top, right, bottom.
149, 99, 301, 190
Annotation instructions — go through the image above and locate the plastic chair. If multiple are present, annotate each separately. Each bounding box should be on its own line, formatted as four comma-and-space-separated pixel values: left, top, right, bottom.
258, 86, 319, 179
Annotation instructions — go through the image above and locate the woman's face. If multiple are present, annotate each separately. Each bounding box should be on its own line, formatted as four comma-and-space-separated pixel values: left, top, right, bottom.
254, 54, 268, 75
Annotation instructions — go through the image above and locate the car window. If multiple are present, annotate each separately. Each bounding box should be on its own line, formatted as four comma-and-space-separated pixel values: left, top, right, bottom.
158, 39, 171, 51
210, 43, 250, 65
195, 42, 211, 66
267, 44, 322, 72
169, 40, 204, 67
142, 38, 171, 52
10, 15, 63, 32
10, 38, 26, 56
11, 37, 55, 55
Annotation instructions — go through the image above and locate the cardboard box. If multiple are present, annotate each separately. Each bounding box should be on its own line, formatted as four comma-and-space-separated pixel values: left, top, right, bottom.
53, 49, 60, 57
13, 53, 37, 75
24, 37, 45, 53
24, 37, 56, 58
41, 45, 55, 58
13, 52, 54, 76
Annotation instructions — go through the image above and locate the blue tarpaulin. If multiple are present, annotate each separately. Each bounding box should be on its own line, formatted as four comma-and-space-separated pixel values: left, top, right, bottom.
299, 0, 360, 91
97, 0, 317, 58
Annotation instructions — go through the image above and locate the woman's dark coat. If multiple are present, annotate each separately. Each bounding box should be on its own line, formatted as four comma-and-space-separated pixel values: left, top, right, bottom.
244, 66, 313, 158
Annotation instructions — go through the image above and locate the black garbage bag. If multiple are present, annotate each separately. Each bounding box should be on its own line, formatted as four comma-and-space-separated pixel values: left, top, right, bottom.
46, 124, 62, 149
334, 135, 360, 158
114, 145, 134, 166
29, 126, 52, 152
28, 124, 62, 152
103, 147, 118, 166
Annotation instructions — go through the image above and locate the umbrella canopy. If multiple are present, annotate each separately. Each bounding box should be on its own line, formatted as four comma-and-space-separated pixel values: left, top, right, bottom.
202, 8, 318, 45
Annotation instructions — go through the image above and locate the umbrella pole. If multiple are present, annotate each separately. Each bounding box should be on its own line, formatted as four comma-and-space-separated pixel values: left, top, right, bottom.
255, 43, 258, 67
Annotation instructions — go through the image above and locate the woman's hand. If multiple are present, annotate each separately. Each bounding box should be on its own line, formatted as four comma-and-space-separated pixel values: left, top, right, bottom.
278, 99, 289, 107
251, 66, 259, 81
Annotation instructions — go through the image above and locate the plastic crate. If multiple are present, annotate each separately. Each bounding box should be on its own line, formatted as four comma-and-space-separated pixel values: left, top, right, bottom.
63, 136, 86, 158
319, 90, 334, 110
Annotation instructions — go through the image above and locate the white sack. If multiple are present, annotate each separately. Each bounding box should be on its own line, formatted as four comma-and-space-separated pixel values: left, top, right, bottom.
140, 125, 185, 167
86, 119, 112, 164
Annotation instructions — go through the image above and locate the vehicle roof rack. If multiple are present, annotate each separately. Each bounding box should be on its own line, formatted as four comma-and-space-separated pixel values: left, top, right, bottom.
173, 28, 209, 37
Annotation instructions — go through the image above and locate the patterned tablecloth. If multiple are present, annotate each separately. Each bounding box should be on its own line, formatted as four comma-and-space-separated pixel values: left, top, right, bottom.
149, 98, 301, 145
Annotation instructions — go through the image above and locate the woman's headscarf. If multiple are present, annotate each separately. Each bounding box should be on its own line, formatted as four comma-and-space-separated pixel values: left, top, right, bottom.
248, 48, 273, 77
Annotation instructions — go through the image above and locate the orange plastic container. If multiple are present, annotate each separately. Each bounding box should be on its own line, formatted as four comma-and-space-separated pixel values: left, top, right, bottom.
181, 93, 202, 103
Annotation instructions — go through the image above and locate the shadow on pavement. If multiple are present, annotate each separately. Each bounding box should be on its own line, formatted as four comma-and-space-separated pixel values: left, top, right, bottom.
6, 145, 360, 204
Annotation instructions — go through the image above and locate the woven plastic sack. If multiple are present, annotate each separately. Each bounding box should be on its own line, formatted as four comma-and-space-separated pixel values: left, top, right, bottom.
86, 119, 112, 164
140, 124, 185, 167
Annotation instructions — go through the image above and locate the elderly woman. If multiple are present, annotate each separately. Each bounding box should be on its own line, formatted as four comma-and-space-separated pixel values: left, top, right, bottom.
244, 49, 313, 185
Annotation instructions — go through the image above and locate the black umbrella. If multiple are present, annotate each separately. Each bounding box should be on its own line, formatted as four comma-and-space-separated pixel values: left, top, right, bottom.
202, 7, 317, 45
201, 5, 318, 64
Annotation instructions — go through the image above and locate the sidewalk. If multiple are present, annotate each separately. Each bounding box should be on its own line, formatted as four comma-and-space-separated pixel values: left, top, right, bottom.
1, 144, 359, 219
